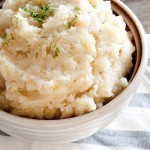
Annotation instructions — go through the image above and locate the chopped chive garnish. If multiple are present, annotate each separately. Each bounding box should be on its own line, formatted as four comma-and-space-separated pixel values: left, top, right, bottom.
24, 4, 57, 25
34, 17, 44, 24
14, 16, 19, 27
41, 36, 47, 38
46, 38, 62, 58
53, 47, 61, 58
41, 5, 47, 11
24, 8, 30, 12
1, 33, 15, 48
65, 16, 77, 29
74, 6, 80, 11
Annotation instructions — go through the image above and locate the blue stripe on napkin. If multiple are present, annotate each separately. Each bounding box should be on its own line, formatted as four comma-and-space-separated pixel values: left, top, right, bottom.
148, 58, 150, 66
76, 130, 150, 149
129, 93, 150, 108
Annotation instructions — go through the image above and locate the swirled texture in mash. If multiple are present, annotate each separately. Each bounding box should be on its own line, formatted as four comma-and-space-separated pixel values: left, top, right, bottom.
0, 0, 135, 119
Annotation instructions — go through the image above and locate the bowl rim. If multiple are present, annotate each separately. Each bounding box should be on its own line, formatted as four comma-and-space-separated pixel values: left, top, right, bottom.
0, 0, 148, 127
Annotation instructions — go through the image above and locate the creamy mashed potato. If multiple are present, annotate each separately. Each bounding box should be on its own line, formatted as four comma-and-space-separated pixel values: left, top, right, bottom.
0, 0, 135, 119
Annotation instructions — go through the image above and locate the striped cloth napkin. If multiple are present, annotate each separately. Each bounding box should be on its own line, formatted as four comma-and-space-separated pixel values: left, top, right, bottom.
0, 45, 150, 150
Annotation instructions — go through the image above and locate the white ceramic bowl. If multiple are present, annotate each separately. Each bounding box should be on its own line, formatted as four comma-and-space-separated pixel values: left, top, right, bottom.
0, 0, 148, 143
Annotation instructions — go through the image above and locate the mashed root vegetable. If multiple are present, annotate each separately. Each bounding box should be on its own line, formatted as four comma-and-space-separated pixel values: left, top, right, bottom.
0, 0, 135, 119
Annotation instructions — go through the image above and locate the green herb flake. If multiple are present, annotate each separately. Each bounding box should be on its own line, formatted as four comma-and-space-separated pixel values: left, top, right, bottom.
24, 5, 49, 24
41, 10, 48, 18
65, 16, 77, 29
2, 34, 9, 47
24, 8, 31, 12
34, 17, 44, 24
74, 6, 80, 11
41, 5, 47, 11
46, 38, 62, 58
53, 47, 61, 58
31, 12, 39, 18
1, 33, 15, 48
14, 16, 19, 27
24, 4, 58, 25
